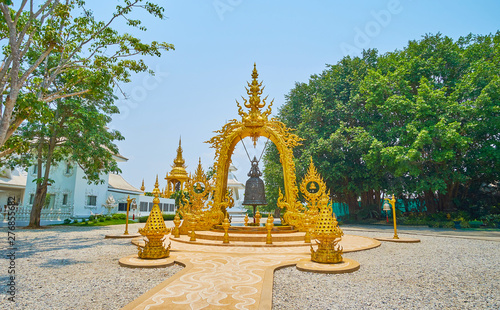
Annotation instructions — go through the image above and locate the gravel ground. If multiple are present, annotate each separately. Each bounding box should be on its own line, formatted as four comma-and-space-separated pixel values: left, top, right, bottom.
1, 224, 498, 310
273, 230, 500, 310
0, 223, 182, 310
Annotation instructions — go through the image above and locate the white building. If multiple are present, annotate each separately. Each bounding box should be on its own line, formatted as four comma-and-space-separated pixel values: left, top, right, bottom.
0, 167, 26, 215
5, 154, 175, 226
226, 164, 246, 221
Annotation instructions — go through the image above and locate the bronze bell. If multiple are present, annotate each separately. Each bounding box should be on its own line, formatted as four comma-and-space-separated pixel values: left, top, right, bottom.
242, 157, 267, 206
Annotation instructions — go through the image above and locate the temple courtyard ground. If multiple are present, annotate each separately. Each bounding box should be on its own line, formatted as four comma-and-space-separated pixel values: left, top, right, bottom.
1, 222, 499, 310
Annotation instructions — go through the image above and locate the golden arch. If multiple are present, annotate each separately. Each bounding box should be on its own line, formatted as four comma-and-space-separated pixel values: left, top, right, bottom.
206, 64, 306, 229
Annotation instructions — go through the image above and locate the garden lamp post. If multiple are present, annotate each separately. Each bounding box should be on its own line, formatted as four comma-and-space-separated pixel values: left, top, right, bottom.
383, 201, 391, 223
384, 195, 399, 239
124, 195, 136, 235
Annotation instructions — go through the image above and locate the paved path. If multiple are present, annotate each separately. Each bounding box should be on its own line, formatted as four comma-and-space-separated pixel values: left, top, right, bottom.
121, 234, 380, 310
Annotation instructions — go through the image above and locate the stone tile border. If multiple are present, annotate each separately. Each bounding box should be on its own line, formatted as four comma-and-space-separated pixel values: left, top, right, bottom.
105, 233, 141, 239
374, 237, 421, 243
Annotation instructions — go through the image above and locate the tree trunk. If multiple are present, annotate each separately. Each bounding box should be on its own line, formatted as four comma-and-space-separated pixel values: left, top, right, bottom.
423, 190, 437, 214
345, 191, 359, 218
28, 182, 48, 228
28, 123, 58, 228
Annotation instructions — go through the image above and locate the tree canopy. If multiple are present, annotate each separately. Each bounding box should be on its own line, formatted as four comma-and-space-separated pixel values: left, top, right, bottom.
0, 0, 174, 227
0, 0, 173, 158
264, 33, 500, 218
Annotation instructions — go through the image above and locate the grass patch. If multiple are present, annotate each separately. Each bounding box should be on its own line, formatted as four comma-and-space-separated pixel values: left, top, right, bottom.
55, 219, 139, 227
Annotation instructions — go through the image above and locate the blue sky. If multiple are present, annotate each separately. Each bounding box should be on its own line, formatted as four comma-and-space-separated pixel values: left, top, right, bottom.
100, 0, 500, 191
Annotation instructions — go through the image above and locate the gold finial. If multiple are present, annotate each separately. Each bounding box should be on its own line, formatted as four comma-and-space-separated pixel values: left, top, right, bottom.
236, 63, 273, 130
140, 179, 145, 192
174, 137, 185, 166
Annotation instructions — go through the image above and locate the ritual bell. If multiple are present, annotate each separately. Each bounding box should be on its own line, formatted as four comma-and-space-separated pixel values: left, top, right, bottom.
242, 157, 267, 206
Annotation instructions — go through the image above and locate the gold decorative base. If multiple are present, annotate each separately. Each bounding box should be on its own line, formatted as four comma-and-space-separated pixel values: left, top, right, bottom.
119, 254, 176, 268
374, 237, 421, 243
137, 237, 171, 259
296, 258, 360, 274
310, 245, 343, 264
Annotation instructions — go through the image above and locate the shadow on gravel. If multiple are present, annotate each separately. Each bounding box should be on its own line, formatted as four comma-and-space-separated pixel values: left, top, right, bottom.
38, 258, 91, 268
15, 234, 117, 259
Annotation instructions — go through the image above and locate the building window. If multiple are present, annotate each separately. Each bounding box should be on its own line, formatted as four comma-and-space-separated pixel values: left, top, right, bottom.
140, 202, 148, 212
148, 202, 153, 211
33, 164, 38, 174
29, 194, 34, 205
169, 204, 175, 212
66, 164, 72, 174
87, 195, 97, 206
118, 203, 127, 212
44, 194, 54, 209
62, 194, 68, 205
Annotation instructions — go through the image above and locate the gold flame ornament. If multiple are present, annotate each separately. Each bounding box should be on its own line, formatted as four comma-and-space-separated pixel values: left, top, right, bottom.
244, 213, 249, 226
222, 214, 230, 244
173, 213, 181, 238
255, 210, 262, 225
265, 214, 274, 244
138, 176, 171, 259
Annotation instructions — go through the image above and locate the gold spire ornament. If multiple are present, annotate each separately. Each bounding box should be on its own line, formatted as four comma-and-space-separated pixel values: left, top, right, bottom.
302, 160, 344, 264
138, 176, 171, 259
311, 199, 344, 263
140, 179, 145, 192
165, 138, 189, 197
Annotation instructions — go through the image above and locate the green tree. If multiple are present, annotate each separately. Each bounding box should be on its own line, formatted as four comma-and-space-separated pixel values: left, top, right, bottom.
363, 33, 500, 213
265, 32, 500, 217
0, 0, 173, 157
265, 50, 382, 216
20, 81, 123, 227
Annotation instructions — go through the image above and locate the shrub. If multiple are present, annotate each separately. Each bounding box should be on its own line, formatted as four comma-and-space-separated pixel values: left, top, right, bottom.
468, 220, 483, 228
163, 213, 181, 221
139, 216, 149, 223
73, 219, 79, 224
442, 221, 454, 229
460, 221, 471, 228
99, 217, 105, 222
89, 215, 95, 221
63, 219, 71, 224
105, 215, 112, 221
112, 213, 127, 220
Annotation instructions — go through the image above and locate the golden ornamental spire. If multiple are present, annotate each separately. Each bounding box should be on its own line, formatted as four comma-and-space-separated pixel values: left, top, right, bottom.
138, 175, 171, 259
236, 63, 273, 128
174, 137, 186, 167
140, 179, 145, 192
165, 137, 189, 197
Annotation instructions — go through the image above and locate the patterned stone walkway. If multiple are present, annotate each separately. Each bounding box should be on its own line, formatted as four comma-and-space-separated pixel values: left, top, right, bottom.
121, 235, 380, 310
